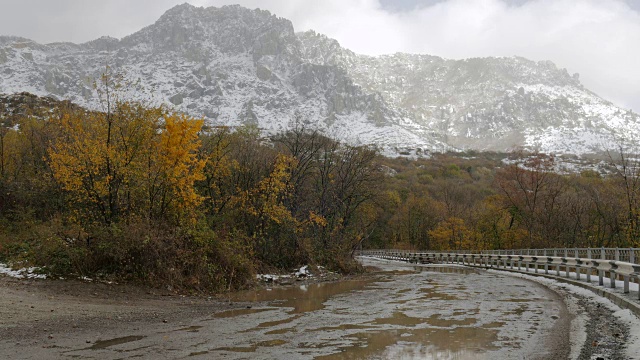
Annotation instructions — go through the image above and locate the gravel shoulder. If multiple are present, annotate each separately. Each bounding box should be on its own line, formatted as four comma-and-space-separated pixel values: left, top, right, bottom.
0, 275, 233, 343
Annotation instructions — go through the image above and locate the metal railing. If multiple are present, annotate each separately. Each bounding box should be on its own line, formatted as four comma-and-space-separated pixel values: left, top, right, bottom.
369, 248, 640, 263
360, 248, 640, 300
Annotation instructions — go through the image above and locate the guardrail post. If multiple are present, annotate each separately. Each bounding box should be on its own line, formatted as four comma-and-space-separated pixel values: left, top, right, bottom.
574, 249, 580, 280
544, 249, 549, 274
586, 248, 592, 282
624, 275, 630, 293
630, 249, 636, 291
599, 247, 605, 286
611, 248, 619, 288
624, 249, 630, 293
565, 249, 570, 278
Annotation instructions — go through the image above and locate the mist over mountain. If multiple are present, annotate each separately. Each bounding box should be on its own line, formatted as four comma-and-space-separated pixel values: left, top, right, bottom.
1, 3, 638, 156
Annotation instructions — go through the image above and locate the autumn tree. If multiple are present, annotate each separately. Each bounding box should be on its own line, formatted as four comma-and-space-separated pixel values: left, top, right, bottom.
428, 217, 473, 250
608, 146, 640, 246
199, 126, 236, 215
494, 153, 558, 248
48, 102, 204, 226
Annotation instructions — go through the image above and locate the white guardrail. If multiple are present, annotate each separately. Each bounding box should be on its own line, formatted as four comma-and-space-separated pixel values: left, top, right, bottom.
360, 248, 640, 300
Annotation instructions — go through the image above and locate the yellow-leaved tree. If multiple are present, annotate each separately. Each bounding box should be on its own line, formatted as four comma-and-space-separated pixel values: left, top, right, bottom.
148, 113, 205, 225
428, 217, 474, 251
48, 102, 204, 226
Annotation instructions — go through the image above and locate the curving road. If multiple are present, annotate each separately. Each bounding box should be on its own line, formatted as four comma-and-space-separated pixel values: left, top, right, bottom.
0, 257, 582, 359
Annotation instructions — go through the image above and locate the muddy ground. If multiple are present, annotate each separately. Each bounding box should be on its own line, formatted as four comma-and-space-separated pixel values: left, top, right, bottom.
0, 258, 633, 359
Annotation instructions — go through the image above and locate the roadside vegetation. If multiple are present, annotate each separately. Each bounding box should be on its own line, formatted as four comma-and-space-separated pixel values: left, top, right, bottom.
0, 91, 638, 292
0, 91, 380, 291
369, 151, 640, 251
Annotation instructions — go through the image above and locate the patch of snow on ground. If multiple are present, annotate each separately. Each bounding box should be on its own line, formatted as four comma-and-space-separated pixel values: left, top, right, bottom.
295, 265, 311, 278
614, 308, 640, 357
256, 274, 290, 282
257, 265, 314, 283
0, 263, 47, 279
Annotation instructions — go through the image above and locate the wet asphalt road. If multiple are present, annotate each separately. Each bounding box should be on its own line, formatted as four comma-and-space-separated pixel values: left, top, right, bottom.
0, 257, 575, 359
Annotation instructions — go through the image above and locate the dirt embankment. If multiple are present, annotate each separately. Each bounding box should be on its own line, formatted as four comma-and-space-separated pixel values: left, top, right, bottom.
0, 276, 238, 342
0, 268, 345, 344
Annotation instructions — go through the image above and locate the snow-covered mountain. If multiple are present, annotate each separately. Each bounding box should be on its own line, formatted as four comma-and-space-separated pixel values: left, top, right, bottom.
1, 4, 637, 156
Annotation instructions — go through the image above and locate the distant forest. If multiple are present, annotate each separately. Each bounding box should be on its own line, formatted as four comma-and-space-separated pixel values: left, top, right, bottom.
1, 92, 639, 292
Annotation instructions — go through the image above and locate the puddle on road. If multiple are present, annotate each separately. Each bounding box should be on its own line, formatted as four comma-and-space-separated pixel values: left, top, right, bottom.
174, 326, 202, 333
256, 315, 302, 328
88, 335, 146, 350
499, 298, 545, 303
257, 339, 288, 347
425, 314, 477, 327
370, 311, 477, 329
242, 315, 302, 333
203, 263, 551, 359
453, 309, 480, 316
414, 266, 480, 275
265, 327, 296, 335
316, 326, 499, 360
380, 269, 420, 276
505, 305, 528, 316
372, 312, 425, 327
215, 346, 257, 353
230, 279, 376, 314
484, 321, 506, 328
311, 324, 372, 332
214, 339, 288, 353
212, 308, 275, 318
419, 287, 459, 301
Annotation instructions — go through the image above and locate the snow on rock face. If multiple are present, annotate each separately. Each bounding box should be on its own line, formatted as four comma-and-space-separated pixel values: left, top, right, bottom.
1, 4, 638, 156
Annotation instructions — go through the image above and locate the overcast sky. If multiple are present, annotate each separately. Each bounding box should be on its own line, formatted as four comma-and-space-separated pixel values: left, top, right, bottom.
1, 0, 639, 113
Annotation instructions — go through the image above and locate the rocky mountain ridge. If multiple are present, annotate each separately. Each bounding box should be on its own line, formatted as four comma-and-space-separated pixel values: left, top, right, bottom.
1, 3, 638, 156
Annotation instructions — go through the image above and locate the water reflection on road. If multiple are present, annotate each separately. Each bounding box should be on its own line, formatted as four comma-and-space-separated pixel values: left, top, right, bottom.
61, 257, 568, 359
196, 257, 568, 359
